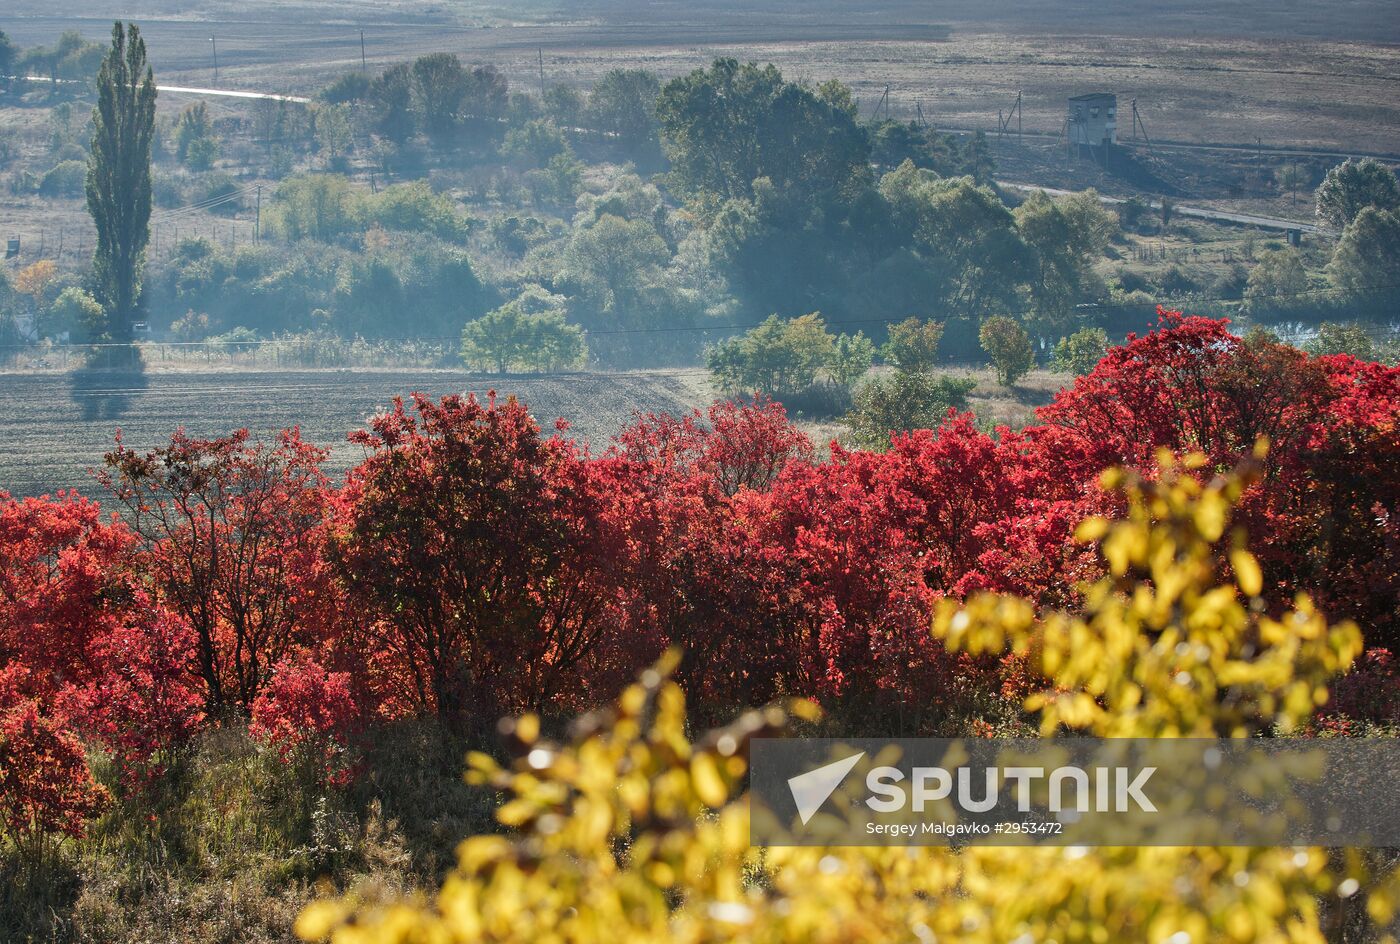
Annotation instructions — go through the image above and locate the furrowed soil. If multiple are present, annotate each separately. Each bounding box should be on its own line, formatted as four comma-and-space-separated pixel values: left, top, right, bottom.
0, 367, 716, 498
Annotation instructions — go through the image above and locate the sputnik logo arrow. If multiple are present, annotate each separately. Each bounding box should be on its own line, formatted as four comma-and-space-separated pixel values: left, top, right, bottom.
787, 751, 866, 825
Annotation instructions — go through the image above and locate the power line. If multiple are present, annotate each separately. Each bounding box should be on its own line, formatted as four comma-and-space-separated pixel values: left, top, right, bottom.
578, 281, 1400, 338
153, 183, 259, 217
151, 183, 261, 222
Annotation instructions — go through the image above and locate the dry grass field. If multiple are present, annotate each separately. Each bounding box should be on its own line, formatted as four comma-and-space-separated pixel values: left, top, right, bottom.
5, 1, 1399, 153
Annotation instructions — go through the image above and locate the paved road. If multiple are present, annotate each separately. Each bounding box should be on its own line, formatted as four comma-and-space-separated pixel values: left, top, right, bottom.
155, 84, 310, 103
998, 181, 1327, 234
0, 74, 311, 103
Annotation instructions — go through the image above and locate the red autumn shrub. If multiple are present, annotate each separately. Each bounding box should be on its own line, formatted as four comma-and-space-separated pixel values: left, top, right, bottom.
334, 392, 629, 720
3, 306, 1393, 748
250, 653, 361, 786
0, 490, 135, 698
1030, 309, 1400, 641
1327, 648, 1400, 725
612, 396, 814, 496
0, 493, 203, 791
603, 406, 1092, 727
98, 427, 332, 714
63, 602, 205, 786
0, 698, 110, 851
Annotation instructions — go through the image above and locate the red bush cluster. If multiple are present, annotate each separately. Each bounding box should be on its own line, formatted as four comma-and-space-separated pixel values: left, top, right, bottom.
250, 652, 361, 787
2, 310, 1397, 841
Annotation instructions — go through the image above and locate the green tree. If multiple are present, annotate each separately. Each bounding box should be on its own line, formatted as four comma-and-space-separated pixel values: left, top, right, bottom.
828, 331, 875, 389
1305, 322, 1376, 361
1315, 158, 1400, 229
1328, 207, 1400, 298
501, 119, 569, 168
314, 103, 353, 169
321, 71, 371, 104
361, 180, 470, 242
900, 175, 1031, 319
412, 53, 469, 145
0, 270, 18, 346
174, 101, 217, 170
979, 314, 1034, 386
0, 30, 16, 92
707, 313, 836, 397
1243, 247, 1309, 314
866, 120, 982, 179
370, 64, 415, 145
656, 59, 869, 204
586, 69, 662, 163
41, 285, 105, 341
543, 84, 585, 128
268, 174, 356, 242
1051, 326, 1109, 376
843, 370, 977, 451
561, 214, 670, 321
461, 289, 586, 373
85, 22, 156, 343
1015, 189, 1114, 330
1275, 163, 1307, 205
525, 152, 585, 208
22, 31, 105, 93
880, 316, 944, 372
40, 160, 88, 197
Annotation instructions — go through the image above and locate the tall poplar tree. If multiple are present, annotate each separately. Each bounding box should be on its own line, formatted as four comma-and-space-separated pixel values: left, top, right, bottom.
86, 22, 156, 343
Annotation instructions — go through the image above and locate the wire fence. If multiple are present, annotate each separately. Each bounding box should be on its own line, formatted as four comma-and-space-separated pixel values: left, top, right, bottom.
4, 219, 260, 269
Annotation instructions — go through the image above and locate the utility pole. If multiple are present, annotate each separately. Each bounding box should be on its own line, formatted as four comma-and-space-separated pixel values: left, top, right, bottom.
254, 185, 261, 243
209, 36, 219, 84
538, 47, 545, 99
360, 30, 367, 73
872, 85, 890, 122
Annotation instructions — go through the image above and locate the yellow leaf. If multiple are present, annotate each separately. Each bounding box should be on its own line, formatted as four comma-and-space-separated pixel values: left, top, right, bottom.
691, 753, 729, 808
1230, 550, 1263, 597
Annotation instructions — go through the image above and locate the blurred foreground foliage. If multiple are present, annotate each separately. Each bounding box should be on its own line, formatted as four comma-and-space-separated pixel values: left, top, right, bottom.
298, 446, 1399, 944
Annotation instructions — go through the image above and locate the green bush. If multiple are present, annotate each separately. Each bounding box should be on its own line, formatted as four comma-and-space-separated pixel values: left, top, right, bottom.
40, 286, 104, 340
707, 313, 836, 397
38, 159, 87, 197
843, 370, 977, 450
1052, 326, 1109, 376
1304, 322, 1378, 361
978, 315, 1034, 386
880, 316, 944, 372
461, 288, 586, 373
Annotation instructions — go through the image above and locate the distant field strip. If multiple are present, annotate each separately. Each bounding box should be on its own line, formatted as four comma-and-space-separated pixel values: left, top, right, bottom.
0, 369, 712, 499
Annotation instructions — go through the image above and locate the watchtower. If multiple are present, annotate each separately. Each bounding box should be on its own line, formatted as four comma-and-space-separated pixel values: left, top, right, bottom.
1067, 93, 1117, 153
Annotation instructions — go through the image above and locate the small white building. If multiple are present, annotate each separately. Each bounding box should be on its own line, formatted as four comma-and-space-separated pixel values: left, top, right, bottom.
1067, 93, 1117, 149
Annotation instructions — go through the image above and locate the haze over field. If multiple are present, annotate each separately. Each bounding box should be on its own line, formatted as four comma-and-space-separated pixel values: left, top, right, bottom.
7, 0, 1400, 41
